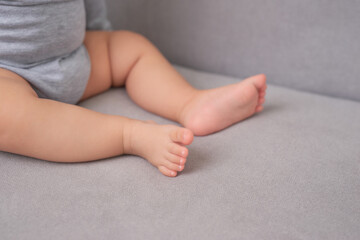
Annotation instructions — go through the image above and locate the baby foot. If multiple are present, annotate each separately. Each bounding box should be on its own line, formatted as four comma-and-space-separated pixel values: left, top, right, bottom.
180, 74, 267, 136
123, 120, 194, 177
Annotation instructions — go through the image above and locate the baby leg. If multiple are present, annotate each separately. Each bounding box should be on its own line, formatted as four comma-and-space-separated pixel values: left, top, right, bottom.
81, 31, 267, 136
0, 68, 192, 177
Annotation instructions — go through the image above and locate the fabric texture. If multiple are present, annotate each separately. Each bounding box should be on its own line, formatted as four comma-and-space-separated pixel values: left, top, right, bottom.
106, 0, 360, 102
84, 0, 112, 31
0, 0, 110, 104
1, 66, 359, 240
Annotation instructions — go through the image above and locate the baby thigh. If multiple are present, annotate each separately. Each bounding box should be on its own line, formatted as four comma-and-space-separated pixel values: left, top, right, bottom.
0, 68, 39, 151
80, 30, 154, 101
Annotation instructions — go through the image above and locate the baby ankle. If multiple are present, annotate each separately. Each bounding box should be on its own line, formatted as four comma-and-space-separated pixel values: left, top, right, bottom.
122, 119, 139, 155
176, 89, 200, 125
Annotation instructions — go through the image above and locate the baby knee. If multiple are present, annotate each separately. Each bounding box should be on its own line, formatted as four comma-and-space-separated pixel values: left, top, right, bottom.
110, 30, 154, 52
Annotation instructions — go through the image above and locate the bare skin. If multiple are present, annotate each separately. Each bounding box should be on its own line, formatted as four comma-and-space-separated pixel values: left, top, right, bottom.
0, 31, 266, 177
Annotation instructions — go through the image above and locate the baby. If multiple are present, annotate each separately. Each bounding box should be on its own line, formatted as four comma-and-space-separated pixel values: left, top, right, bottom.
0, 0, 266, 177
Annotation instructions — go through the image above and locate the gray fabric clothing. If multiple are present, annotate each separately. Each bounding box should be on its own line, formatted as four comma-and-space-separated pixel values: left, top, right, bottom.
84, 0, 112, 31
0, 0, 111, 104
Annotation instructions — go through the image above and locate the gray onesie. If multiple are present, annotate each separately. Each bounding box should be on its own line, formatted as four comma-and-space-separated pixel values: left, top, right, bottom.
0, 0, 112, 104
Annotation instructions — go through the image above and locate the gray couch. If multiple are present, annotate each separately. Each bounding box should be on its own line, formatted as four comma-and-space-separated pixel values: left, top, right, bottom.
1, 1, 359, 239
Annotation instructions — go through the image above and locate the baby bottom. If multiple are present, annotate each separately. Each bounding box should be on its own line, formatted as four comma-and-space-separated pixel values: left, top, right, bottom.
0, 45, 90, 105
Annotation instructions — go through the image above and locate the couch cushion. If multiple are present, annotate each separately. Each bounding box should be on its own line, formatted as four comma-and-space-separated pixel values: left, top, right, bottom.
1, 66, 359, 239
106, 0, 360, 102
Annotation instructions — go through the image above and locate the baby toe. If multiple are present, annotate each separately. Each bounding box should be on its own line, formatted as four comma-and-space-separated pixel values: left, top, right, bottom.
158, 166, 177, 177
258, 97, 265, 105
170, 128, 194, 145
255, 105, 264, 113
162, 159, 184, 172
249, 74, 267, 90
168, 143, 188, 158
166, 152, 186, 165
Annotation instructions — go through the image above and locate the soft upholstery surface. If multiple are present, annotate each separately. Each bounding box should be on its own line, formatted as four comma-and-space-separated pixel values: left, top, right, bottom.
1, 66, 359, 239
106, 0, 360, 102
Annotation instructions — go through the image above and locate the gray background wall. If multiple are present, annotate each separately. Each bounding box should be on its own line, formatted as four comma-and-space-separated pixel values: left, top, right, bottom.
105, 0, 360, 102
